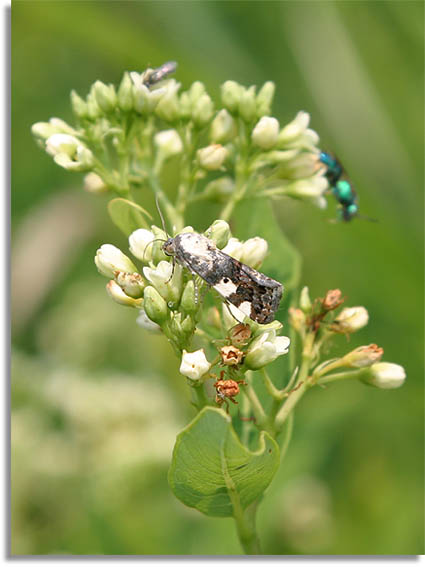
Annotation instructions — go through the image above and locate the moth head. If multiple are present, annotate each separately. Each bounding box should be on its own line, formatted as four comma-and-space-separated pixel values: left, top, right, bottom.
162, 238, 176, 256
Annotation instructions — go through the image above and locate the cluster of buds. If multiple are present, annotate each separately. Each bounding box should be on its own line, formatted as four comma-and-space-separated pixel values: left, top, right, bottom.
31, 64, 330, 213
289, 286, 406, 390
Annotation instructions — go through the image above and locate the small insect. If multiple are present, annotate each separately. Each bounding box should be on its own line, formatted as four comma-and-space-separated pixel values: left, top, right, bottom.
318, 151, 359, 222
162, 232, 283, 324
143, 61, 177, 87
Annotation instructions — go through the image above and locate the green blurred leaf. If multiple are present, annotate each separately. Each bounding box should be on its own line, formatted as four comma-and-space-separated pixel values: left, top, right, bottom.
168, 407, 280, 517
107, 198, 152, 235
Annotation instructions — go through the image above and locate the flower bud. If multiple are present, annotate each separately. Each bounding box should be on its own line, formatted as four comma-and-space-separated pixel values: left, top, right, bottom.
143, 285, 168, 324
45, 133, 80, 157
86, 91, 101, 120
192, 93, 214, 128
221, 80, 243, 113
210, 109, 237, 143
117, 71, 136, 111
128, 228, 156, 263
299, 286, 312, 313
322, 289, 344, 311
245, 331, 290, 370
256, 81, 275, 117
221, 237, 244, 260
278, 111, 310, 146
179, 279, 198, 314
136, 309, 161, 332
70, 90, 89, 119
106, 280, 142, 308
332, 306, 369, 334
46, 134, 94, 172
361, 362, 406, 389
95, 244, 137, 278
289, 307, 306, 332
205, 219, 231, 249
197, 144, 228, 171
84, 172, 108, 194
180, 349, 211, 380
178, 91, 192, 120
284, 176, 328, 199
154, 129, 183, 160
31, 118, 77, 142
238, 86, 257, 123
114, 271, 145, 298
342, 344, 384, 368
93, 80, 117, 113
252, 116, 280, 149
220, 345, 244, 366
155, 79, 181, 122
240, 237, 268, 268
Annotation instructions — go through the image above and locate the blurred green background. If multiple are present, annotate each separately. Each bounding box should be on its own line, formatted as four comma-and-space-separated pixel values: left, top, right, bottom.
11, 0, 423, 555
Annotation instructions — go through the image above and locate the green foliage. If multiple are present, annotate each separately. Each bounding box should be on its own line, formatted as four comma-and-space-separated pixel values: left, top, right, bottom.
169, 407, 279, 517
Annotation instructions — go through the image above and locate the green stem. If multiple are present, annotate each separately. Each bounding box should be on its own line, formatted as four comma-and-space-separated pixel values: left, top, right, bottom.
232, 498, 261, 555
243, 372, 267, 428
316, 369, 364, 385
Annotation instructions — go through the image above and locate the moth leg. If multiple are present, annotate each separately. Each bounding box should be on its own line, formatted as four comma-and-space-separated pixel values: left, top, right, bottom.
165, 256, 176, 284
225, 301, 244, 324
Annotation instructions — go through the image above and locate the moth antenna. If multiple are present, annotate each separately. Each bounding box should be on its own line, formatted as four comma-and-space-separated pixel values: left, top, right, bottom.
357, 213, 379, 223
143, 238, 166, 261
155, 193, 169, 236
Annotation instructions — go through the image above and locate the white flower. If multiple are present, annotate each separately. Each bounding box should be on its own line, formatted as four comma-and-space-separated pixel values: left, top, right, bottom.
221, 237, 244, 259
136, 309, 161, 332
252, 116, 280, 149
95, 244, 137, 279
106, 281, 142, 308
197, 144, 228, 170
31, 118, 77, 140
154, 129, 183, 158
143, 261, 182, 303
245, 331, 290, 370
129, 229, 156, 263
46, 134, 94, 171
285, 176, 328, 199
364, 362, 406, 389
332, 306, 369, 334
179, 349, 211, 380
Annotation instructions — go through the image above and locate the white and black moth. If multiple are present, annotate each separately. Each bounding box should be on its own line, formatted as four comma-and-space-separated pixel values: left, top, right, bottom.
163, 233, 283, 324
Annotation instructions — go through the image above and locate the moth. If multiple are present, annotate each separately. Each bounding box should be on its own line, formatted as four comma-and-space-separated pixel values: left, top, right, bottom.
144, 61, 177, 87
163, 233, 283, 324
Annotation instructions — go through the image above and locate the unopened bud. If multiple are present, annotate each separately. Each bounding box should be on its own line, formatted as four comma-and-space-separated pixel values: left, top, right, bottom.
197, 144, 228, 170
240, 237, 268, 268
84, 172, 108, 194
118, 72, 134, 111
70, 90, 89, 119
154, 129, 183, 159
180, 279, 198, 314
332, 306, 369, 334
299, 286, 312, 313
256, 81, 275, 117
155, 79, 181, 122
289, 307, 306, 332
143, 285, 168, 324
361, 362, 406, 389
192, 93, 214, 128
221, 80, 243, 114
136, 309, 161, 332
188, 81, 206, 105
128, 228, 156, 263
203, 176, 235, 201
95, 244, 137, 278
239, 86, 257, 122
210, 109, 237, 143
205, 219, 231, 248
278, 111, 310, 146
93, 80, 117, 113
252, 116, 279, 149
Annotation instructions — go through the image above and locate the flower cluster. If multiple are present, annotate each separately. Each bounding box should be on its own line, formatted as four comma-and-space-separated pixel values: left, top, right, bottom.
95, 219, 291, 397
32, 67, 329, 216
289, 287, 406, 390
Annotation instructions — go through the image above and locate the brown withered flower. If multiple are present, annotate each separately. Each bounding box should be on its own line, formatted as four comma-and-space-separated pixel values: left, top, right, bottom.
220, 344, 244, 366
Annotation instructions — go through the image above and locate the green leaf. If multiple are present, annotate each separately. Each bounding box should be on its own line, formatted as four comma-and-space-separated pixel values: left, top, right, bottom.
107, 198, 152, 236
168, 407, 280, 517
